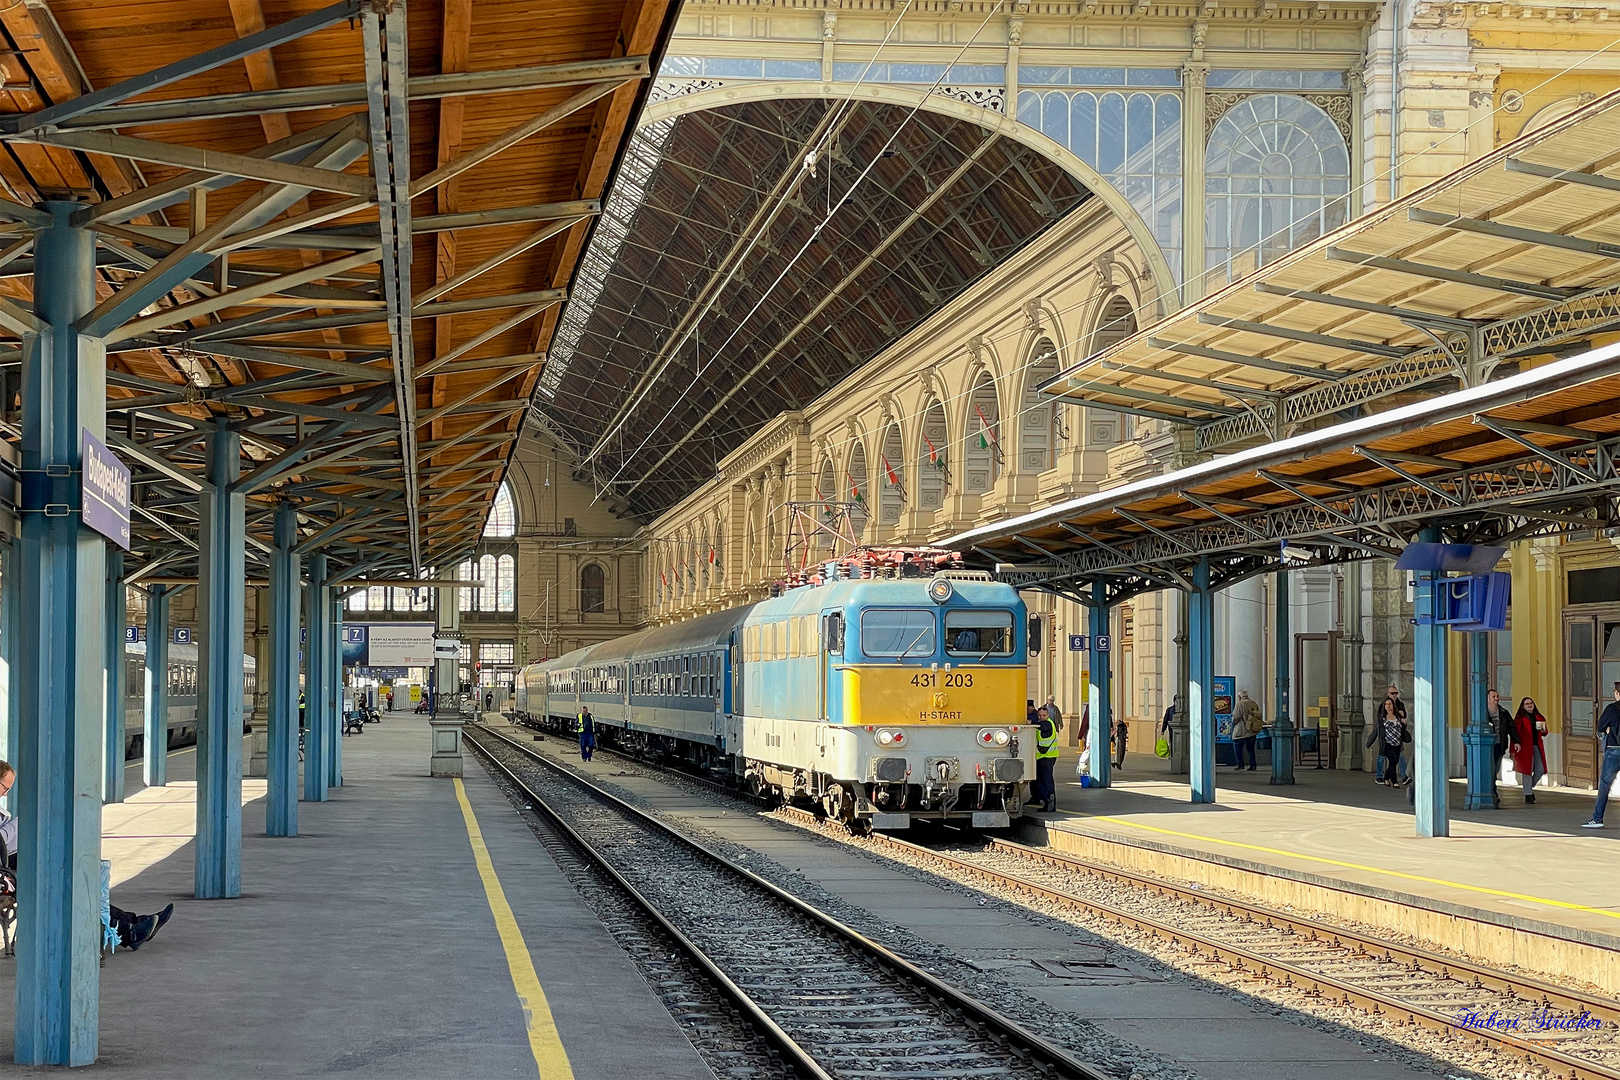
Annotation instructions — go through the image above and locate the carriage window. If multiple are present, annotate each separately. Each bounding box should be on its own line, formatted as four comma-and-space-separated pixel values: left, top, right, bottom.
944, 610, 1015, 656
860, 609, 937, 658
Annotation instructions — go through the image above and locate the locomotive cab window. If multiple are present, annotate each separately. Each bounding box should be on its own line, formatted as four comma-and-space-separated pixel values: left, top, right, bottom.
860, 609, 937, 658
824, 612, 844, 653
944, 610, 1014, 656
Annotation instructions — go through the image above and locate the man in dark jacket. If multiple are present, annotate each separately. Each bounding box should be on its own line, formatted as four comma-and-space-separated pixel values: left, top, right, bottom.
1485, 689, 1514, 809
1582, 683, 1620, 828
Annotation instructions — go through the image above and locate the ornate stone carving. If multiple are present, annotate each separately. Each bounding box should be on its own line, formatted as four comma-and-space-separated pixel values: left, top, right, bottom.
933, 85, 1005, 112
1008, 12, 1024, 45
822, 10, 836, 41
1501, 88, 1525, 113
1092, 252, 1117, 289
1182, 61, 1208, 90
1190, 20, 1208, 51
1023, 298, 1044, 333
1204, 89, 1352, 143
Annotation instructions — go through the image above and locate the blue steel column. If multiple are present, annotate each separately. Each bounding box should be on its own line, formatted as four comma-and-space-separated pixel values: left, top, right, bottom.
1188, 558, 1216, 803
328, 590, 343, 788
102, 550, 125, 803
267, 502, 300, 834
195, 420, 245, 898
1463, 631, 1496, 811
143, 586, 170, 786
1087, 580, 1112, 788
15, 201, 105, 1066
1414, 528, 1450, 837
303, 553, 329, 801
0, 537, 17, 781
1269, 569, 1297, 784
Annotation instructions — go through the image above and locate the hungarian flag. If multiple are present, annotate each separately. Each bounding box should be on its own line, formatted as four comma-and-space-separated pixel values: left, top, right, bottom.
922, 432, 940, 465
659, 570, 668, 589
974, 406, 998, 450
881, 454, 901, 488
850, 476, 863, 504
708, 547, 716, 564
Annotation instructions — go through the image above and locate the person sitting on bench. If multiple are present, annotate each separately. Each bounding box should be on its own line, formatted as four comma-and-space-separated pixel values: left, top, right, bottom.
0, 761, 174, 949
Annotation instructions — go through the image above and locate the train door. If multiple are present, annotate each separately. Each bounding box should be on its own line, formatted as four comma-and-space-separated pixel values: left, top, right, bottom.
729, 632, 741, 717
823, 611, 844, 724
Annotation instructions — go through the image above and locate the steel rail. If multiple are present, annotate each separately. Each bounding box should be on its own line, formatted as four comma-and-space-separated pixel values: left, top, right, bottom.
777, 812, 1620, 1080
461, 727, 833, 1080
502, 720, 1620, 1080
466, 722, 1112, 1080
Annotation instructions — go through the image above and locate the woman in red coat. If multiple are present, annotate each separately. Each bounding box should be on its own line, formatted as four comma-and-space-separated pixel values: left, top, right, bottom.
1510, 697, 1549, 804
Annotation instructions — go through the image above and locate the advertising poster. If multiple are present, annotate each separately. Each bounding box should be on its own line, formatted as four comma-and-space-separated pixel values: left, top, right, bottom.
1213, 675, 1236, 743
341, 625, 367, 668
366, 623, 436, 668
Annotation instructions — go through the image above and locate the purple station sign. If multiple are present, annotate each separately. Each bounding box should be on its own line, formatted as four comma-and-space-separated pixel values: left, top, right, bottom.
81, 428, 131, 550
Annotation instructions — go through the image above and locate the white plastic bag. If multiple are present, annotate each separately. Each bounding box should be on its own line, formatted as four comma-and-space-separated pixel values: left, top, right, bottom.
1076, 745, 1091, 776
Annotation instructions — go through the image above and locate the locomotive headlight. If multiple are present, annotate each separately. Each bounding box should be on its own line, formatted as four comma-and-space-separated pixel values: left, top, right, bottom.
875, 728, 906, 747
978, 727, 1011, 747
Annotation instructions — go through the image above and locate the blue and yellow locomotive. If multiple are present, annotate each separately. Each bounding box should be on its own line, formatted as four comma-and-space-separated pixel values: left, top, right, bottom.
515, 553, 1035, 830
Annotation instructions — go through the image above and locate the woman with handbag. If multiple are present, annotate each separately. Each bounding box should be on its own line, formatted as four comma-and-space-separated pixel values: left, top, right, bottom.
1510, 697, 1550, 804
1369, 697, 1409, 786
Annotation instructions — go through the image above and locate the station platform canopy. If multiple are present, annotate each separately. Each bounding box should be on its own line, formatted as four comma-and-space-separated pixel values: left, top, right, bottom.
947, 90, 1620, 604
0, 0, 677, 578
1042, 89, 1620, 460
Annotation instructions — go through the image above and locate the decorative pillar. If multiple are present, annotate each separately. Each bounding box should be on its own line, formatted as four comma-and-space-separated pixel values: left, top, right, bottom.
102, 549, 125, 803
1338, 560, 1366, 770
1348, 67, 1367, 216
1188, 558, 1216, 803
246, 586, 270, 778
14, 201, 105, 1066
195, 419, 244, 900
328, 590, 342, 788
1180, 62, 1209, 301
303, 552, 329, 803
1005, 9, 1022, 117
266, 502, 300, 836
1087, 579, 1112, 788
1414, 527, 1449, 837
1463, 630, 1496, 811
1169, 592, 1189, 773
143, 585, 170, 788
431, 582, 464, 776
1269, 569, 1297, 784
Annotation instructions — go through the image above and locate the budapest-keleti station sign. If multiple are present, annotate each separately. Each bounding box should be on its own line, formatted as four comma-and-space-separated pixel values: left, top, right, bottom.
81, 428, 131, 550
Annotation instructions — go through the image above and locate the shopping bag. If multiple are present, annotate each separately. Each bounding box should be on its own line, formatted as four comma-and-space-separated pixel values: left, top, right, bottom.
1154, 737, 1170, 759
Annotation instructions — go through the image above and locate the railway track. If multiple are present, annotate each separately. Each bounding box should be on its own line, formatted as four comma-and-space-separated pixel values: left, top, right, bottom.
464, 723, 1114, 1080
772, 807, 1620, 1080
500, 720, 1620, 1080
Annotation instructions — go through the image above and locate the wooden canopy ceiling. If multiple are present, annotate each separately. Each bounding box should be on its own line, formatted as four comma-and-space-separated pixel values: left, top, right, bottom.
0, 0, 676, 579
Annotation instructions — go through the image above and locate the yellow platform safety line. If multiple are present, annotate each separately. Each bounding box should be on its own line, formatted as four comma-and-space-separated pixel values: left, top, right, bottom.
453, 778, 576, 1079
1090, 815, 1620, 922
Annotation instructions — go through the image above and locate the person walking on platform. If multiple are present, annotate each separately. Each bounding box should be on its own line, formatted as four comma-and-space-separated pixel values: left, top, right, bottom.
1026, 706, 1059, 813
1160, 695, 1180, 755
1113, 713, 1128, 770
1045, 694, 1064, 734
1582, 683, 1620, 828
1382, 684, 1409, 784
1511, 697, 1549, 804
1230, 690, 1261, 771
578, 706, 597, 762
1076, 703, 1091, 773
1368, 698, 1409, 786
1485, 689, 1514, 809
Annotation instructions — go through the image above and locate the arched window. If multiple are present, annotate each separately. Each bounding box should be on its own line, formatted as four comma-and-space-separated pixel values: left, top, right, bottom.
711, 524, 724, 578
478, 553, 498, 612
1019, 341, 1061, 474
917, 399, 948, 513
878, 424, 905, 527
1087, 295, 1135, 443
497, 554, 515, 612
456, 560, 475, 612
1205, 95, 1349, 284
847, 442, 869, 541
484, 482, 516, 537
963, 374, 1000, 494
815, 458, 836, 551
580, 563, 606, 614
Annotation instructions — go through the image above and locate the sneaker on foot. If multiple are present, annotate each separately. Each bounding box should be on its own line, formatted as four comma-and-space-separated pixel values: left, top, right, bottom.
145, 903, 175, 944
1582, 820, 1605, 829
125, 915, 158, 950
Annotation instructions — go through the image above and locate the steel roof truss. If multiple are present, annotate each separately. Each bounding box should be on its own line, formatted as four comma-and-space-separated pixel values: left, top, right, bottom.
1351, 446, 1462, 504
1470, 414, 1601, 482
1325, 247, 1575, 303
1197, 312, 1409, 359
1407, 207, 1620, 260
1146, 337, 1348, 383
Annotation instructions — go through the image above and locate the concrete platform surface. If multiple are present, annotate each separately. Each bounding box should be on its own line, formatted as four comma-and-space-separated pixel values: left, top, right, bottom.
0, 715, 715, 1080
1029, 747, 1620, 969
